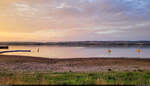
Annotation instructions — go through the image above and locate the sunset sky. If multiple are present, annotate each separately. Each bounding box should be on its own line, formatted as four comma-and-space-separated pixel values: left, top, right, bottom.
0, 0, 150, 42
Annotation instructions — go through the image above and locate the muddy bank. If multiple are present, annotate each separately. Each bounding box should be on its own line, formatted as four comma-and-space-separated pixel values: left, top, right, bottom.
0, 55, 150, 72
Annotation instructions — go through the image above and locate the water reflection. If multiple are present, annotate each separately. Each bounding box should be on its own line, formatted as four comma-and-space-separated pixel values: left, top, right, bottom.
1, 45, 150, 58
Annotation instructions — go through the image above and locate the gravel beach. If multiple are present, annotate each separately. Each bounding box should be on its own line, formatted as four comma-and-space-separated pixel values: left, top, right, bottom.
0, 55, 150, 72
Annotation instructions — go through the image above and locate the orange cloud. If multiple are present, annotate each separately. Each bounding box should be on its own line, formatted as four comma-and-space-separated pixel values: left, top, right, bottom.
0, 0, 20, 5
0, 0, 150, 42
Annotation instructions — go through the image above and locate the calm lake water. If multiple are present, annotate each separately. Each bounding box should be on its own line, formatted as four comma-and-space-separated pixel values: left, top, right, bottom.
1, 45, 150, 58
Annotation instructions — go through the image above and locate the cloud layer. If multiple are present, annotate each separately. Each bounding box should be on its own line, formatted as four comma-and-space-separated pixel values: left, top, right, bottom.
0, 0, 150, 41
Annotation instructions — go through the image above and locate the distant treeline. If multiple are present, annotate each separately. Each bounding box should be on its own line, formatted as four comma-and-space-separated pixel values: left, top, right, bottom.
0, 41, 150, 47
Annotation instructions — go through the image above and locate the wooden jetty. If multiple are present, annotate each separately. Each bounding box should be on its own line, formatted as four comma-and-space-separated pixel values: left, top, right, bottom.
0, 46, 9, 49
0, 50, 31, 54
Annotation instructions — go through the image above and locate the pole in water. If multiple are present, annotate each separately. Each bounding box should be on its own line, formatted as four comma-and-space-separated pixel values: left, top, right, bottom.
37, 48, 39, 52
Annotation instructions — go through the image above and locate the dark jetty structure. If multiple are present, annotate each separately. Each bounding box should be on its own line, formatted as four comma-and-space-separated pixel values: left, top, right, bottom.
0, 46, 8, 49
0, 50, 31, 54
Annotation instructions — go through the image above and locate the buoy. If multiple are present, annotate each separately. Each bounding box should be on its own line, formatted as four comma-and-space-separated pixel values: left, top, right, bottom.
136, 49, 141, 53
107, 49, 111, 53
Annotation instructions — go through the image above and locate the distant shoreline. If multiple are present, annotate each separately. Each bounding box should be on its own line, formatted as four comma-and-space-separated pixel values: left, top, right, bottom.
0, 41, 150, 47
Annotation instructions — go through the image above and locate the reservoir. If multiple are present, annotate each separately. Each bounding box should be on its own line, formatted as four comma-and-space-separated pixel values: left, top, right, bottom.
1, 45, 150, 58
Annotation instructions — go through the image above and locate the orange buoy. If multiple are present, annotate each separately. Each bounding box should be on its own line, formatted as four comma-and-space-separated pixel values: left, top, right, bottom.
107, 49, 111, 53
136, 49, 141, 53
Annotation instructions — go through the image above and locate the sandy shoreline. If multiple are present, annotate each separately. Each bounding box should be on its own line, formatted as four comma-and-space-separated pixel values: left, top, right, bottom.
0, 55, 150, 72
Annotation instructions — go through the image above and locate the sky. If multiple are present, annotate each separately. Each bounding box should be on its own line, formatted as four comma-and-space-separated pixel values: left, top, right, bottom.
0, 0, 150, 42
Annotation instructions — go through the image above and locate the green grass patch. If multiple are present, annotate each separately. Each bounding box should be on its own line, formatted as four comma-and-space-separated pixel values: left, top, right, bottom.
0, 72, 150, 85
